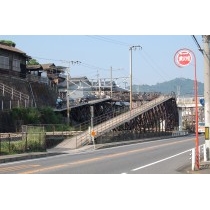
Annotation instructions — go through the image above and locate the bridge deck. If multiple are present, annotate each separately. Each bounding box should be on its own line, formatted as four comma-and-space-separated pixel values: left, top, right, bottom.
53, 98, 112, 112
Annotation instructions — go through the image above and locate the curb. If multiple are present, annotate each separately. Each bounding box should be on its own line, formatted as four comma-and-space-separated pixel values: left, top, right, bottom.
0, 152, 60, 164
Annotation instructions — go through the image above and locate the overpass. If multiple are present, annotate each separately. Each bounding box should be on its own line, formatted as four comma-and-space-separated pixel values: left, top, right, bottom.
176, 96, 205, 131
49, 94, 178, 151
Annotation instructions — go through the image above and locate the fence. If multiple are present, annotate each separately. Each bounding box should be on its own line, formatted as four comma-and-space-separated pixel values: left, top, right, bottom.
0, 82, 31, 110
0, 123, 91, 155
0, 126, 46, 156
0, 83, 29, 101
0, 99, 31, 110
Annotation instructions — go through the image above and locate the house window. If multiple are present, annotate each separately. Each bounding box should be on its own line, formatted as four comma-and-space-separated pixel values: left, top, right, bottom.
0, 56, 9, 69
13, 59, 21, 71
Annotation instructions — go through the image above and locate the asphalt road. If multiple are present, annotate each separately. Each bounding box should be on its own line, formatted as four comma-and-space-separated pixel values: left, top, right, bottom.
0, 135, 205, 174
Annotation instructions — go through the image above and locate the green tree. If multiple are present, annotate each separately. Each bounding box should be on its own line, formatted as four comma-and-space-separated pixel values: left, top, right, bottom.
27, 58, 40, 65
38, 107, 63, 124
11, 107, 40, 124
0, 40, 16, 47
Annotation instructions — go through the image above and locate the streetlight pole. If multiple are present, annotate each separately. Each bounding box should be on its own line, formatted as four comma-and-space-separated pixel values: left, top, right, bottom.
193, 51, 199, 170
129, 46, 142, 110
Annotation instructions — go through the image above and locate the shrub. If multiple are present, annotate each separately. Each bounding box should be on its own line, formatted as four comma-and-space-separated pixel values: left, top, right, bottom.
0, 40, 16, 47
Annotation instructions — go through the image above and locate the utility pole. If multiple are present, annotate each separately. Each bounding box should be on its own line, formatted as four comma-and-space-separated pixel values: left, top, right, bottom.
62, 60, 81, 126
110, 66, 113, 98
66, 64, 70, 125
96, 70, 101, 97
202, 35, 210, 160
129, 45, 142, 110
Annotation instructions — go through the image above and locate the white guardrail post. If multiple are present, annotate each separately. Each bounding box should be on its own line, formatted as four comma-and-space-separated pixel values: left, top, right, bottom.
203, 144, 207, 162
191, 148, 195, 171
190, 144, 207, 171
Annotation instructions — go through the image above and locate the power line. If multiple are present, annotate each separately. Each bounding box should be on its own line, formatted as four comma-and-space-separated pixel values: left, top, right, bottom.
31, 56, 61, 62
31, 55, 112, 72
86, 35, 132, 47
191, 35, 210, 61
191, 35, 203, 55
79, 62, 109, 71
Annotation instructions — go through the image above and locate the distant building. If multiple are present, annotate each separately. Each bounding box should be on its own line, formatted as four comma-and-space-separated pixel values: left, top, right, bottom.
0, 42, 31, 77
26, 63, 66, 84
57, 76, 93, 100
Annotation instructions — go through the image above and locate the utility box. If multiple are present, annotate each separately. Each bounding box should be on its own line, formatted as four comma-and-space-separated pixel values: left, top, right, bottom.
205, 127, 209, 140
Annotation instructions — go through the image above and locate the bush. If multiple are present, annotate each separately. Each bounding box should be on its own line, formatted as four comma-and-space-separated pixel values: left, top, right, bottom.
38, 107, 63, 124
11, 107, 40, 124
0, 40, 16, 47
11, 107, 63, 125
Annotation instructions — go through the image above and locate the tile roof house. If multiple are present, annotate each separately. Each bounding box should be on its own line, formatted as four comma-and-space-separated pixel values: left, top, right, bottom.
0, 42, 31, 78
26, 63, 66, 84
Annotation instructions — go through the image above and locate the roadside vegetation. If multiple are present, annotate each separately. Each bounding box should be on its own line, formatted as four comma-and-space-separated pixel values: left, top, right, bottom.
0, 107, 71, 155
11, 107, 63, 125
0, 126, 46, 155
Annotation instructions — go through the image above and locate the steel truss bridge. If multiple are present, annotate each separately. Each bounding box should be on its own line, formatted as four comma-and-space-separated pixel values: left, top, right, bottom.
51, 94, 179, 151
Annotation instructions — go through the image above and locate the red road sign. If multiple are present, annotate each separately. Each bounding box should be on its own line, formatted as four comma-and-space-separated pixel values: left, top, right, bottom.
174, 49, 192, 67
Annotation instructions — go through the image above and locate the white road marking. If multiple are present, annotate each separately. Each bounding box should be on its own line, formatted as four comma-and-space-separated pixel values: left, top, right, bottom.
131, 148, 192, 171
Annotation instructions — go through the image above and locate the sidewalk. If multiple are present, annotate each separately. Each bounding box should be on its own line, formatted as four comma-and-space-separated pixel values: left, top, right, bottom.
186, 161, 210, 174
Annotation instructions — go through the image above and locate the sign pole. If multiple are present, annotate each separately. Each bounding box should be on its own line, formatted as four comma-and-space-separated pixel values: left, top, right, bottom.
174, 48, 199, 170
90, 106, 96, 149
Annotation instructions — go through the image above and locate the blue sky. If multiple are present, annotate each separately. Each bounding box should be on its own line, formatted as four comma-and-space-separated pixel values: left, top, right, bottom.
0, 35, 204, 86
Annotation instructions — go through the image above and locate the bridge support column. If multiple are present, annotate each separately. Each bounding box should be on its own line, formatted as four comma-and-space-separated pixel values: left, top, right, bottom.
178, 107, 183, 131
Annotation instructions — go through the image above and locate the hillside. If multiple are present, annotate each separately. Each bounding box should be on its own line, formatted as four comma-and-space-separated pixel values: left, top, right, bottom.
133, 78, 204, 96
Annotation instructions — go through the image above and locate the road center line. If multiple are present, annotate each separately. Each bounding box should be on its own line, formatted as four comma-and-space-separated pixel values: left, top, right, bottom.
131, 148, 192, 171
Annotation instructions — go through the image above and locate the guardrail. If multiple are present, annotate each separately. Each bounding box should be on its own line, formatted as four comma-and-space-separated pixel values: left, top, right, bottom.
172, 130, 189, 136
191, 144, 207, 171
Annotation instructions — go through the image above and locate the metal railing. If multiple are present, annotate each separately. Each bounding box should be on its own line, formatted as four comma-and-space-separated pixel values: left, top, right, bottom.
0, 83, 29, 101
0, 99, 31, 110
